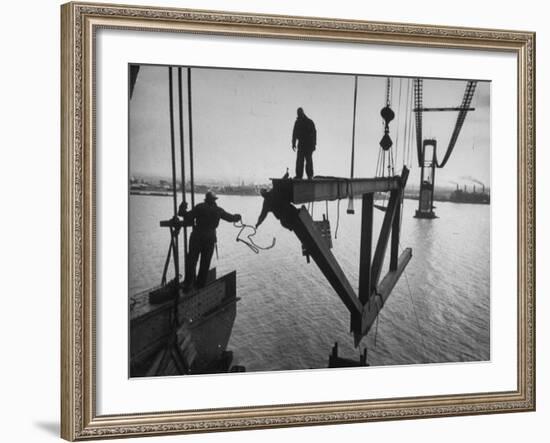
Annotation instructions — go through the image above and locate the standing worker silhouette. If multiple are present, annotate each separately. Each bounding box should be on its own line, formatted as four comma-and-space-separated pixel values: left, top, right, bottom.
178, 191, 241, 289
292, 107, 317, 179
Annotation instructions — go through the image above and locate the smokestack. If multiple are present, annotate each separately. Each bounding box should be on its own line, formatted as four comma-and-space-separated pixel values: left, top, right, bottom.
482, 184, 485, 193
456, 184, 459, 191
473, 185, 476, 193
464, 184, 466, 192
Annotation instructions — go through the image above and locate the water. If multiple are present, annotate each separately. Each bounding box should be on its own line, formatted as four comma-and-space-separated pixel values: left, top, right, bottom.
130, 193, 490, 371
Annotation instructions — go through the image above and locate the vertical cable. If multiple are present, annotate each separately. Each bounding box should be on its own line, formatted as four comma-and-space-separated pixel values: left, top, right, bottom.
177, 67, 188, 258
347, 75, 359, 214
187, 67, 196, 209
168, 67, 178, 216
350, 75, 358, 179
168, 67, 180, 323
394, 78, 403, 172
408, 79, 415, 167
402, 78, 411, 169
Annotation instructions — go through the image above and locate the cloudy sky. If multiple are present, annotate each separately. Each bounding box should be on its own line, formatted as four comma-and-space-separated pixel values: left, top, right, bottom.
129, 65, 490, 189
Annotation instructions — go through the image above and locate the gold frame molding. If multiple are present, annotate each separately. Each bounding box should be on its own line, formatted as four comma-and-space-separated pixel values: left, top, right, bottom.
61, 1, 536, 440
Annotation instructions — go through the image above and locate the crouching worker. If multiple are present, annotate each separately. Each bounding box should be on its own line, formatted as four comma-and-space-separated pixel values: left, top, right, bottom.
178, 191, 241, 289
256, 188, 299, 232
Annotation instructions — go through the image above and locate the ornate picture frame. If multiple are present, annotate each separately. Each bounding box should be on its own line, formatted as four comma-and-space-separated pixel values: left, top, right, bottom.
61, 2, 535, 440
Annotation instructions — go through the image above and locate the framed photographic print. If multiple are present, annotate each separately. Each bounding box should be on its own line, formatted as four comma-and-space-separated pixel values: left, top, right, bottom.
61, 1, 536, 440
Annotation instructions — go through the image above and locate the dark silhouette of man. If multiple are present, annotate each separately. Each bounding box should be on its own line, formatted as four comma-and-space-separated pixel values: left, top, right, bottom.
179, 191, 241, 289
256, 188, 299, 231
292, 107, 317, 179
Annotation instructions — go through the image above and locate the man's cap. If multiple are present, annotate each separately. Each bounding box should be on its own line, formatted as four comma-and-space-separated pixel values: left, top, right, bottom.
205, 190, 218, 201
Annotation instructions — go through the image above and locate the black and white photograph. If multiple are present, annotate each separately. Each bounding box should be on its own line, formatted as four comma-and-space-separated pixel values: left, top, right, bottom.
128, 64, 490, 377
2, 0, 544, 440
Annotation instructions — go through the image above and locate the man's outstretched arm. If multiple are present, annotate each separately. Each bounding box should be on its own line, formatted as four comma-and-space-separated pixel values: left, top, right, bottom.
220, 208, 241, 223
256, 200, 269, 228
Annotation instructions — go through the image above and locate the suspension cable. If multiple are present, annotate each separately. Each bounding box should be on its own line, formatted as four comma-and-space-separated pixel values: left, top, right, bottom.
397, 178, 428, 360
350, 75, 358, 180
402, 78, 411, 169
375, 146, 382, 177
168, 67, 181, 326
389, 143, 395, 176
347, 75, 359, 214
168, 68, 178, 218
187, 68, 196, 209
408, 79, 415, 168
335, 198, 341, 239
394, 78, 403, 172
177, 67, 188, 259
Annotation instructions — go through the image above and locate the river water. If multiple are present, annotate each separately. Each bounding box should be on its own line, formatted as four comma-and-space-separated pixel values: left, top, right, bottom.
130, 193, 490, 372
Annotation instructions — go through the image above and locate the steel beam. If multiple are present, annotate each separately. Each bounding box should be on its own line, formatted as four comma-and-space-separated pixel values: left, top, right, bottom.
358, 193, 373, 304
271, 167, 411, 347
371, 167, 408, 291
357, 248, 412, 341
271, 176, 401, 204
370, 189, 400, 290
292, 207, 362, 317
390, 194, 402, 271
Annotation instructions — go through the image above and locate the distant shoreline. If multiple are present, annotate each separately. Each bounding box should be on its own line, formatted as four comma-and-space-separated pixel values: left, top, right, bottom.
130, 190, 489, 205
130, 190, 260, 198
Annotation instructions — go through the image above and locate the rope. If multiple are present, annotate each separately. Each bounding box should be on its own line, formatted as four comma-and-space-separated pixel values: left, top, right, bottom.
187, 68, 196, 209
167, 67, 181, 327
408, 80, 415, 168
350, 75, 358, 180
335, 199, 341, 239
394, 78, 403, 173
402, 78, 410, 169
307, 201, 315, 217
234, 221, 276, 254
394, 186, 427, 359
389, 145, 395, 176
375, 146, 382, 177
177, 67, 189, 259
408, 79, 414, 167
397, 190, 428, 365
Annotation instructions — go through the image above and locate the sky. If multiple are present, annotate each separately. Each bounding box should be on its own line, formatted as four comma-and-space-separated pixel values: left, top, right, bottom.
129, 65, 490, 189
